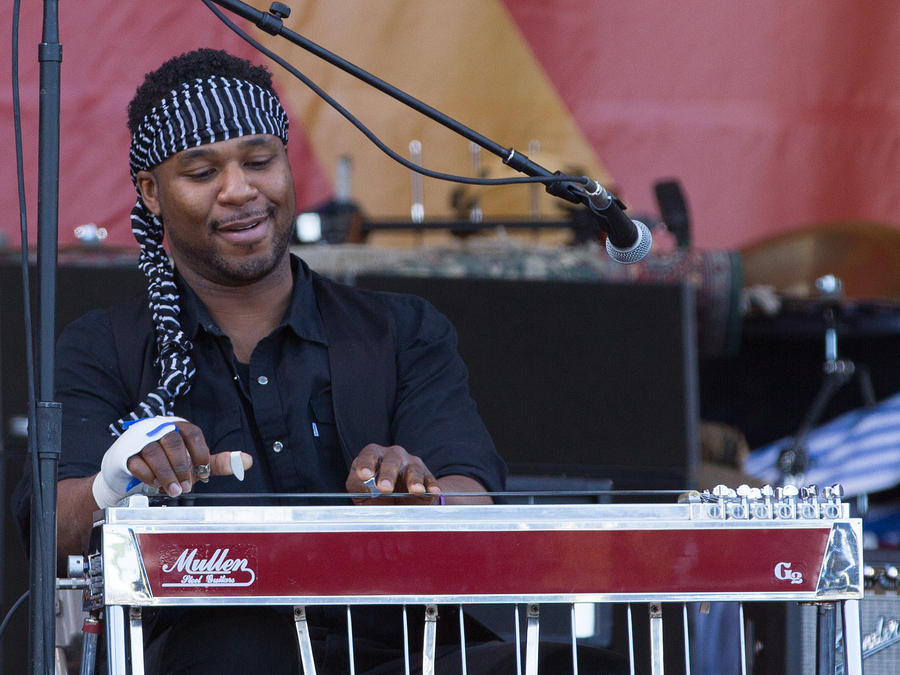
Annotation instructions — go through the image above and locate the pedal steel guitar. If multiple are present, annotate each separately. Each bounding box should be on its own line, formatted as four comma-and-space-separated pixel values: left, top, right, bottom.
71, 484, 863, 675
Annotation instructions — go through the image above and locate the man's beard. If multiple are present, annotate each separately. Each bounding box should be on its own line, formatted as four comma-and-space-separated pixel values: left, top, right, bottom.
165, 207, 295, 286
209, 219, 293, 285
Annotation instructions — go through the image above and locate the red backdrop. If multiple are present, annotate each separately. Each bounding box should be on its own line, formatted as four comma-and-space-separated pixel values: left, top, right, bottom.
3, 0, 900, 250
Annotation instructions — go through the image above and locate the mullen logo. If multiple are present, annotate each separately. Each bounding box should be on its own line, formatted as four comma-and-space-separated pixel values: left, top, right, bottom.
774, 561, 803, 585
160, 545, 257, 588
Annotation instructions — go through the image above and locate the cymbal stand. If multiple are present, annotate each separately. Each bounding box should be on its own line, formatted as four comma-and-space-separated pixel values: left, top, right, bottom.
777, 275, 876, 486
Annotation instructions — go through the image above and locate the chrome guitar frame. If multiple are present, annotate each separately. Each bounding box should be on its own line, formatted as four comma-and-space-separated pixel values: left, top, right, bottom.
72, 486, 864, 675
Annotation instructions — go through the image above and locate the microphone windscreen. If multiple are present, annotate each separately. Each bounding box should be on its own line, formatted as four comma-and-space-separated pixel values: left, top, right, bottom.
606, 220, 652, 264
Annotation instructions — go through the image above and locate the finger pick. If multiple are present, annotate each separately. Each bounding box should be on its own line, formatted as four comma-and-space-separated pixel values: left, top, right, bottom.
230, 451, 245, 481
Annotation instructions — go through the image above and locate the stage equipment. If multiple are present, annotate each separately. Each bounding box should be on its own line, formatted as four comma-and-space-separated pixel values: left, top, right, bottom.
701, 294, 900, 453
853, 553, 900, 674
66, 484, 862, 675
776, 275, 876, 486
770, 550, 900, 674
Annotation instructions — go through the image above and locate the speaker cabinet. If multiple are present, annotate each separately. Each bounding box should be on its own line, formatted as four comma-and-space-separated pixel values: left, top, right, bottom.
355, 275, 701, 489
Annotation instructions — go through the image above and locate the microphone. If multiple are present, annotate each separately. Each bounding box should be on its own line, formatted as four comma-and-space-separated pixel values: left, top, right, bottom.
583, 180, 652, 264
503, 152, 651, 264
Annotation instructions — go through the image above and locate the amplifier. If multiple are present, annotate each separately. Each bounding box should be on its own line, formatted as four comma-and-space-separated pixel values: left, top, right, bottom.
795, 550, 900, 674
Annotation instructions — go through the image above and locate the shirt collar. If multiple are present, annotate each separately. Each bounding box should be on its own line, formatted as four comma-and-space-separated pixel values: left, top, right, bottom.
175, 253, 328, 346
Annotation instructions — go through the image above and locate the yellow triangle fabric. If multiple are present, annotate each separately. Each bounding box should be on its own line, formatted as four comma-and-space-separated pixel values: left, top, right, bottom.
251, 0, 611, 221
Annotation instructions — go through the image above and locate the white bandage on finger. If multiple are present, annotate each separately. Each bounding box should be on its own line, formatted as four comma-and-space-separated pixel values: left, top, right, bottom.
91, 416, 186, 509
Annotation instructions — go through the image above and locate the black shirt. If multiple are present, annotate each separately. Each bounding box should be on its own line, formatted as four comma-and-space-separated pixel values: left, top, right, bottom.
13, 255, 505, 525
12, 255, 509, 671
171, 256, 345, 497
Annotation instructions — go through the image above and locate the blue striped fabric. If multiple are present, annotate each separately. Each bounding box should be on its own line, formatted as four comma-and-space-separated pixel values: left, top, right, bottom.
745, 392, 900, 496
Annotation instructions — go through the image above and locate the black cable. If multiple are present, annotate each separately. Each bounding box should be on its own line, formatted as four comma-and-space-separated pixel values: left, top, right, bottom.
0, 590, 29, 643
13, 0, 51, 656
13, 0, 43, 536
12, 0, 43, 555
201, 0, 590, 190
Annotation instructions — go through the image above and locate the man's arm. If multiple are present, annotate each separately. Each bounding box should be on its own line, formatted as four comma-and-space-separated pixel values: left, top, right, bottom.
386, 295, 508, 493
57, 476, 99, 571
437, 474, 492, 505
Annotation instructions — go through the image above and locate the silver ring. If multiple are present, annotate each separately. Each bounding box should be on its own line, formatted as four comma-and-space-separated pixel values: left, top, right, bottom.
363, 475, 379, 496
195, 463, 211, 483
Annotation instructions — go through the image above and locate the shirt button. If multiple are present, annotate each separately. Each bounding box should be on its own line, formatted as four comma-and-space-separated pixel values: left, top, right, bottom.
272, 441, 284, 453
257, 375, 269, 385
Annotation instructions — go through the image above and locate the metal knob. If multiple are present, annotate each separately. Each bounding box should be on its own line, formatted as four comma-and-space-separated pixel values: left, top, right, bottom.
269, 2, 291, 19
67, 555, 86, 579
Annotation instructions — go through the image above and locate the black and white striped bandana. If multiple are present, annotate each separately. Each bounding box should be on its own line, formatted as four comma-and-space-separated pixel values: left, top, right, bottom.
110, 76, 289, 436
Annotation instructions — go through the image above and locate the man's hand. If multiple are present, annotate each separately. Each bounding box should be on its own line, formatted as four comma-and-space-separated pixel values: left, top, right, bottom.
59, 420, 253, 571
125, 420, 252, 498
346, 443, 442, 505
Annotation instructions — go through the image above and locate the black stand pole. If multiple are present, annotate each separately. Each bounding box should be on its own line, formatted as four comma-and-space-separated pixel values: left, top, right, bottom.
29, 1, 63, 673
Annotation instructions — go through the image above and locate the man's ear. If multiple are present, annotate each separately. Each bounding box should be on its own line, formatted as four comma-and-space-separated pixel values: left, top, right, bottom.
135, 169, 162, 216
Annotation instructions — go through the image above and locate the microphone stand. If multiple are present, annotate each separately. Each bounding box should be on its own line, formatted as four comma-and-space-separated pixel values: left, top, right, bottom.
29, 0, 63, 673
205, 0, 642, 251
777, 275, 877, 485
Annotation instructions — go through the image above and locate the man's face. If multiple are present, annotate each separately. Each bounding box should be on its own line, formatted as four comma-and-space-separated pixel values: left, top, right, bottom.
136, 134, 296, 287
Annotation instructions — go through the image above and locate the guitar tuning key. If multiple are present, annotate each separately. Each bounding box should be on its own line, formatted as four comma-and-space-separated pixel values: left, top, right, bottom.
798, 486, 820, 519
774, 485, 798, 519
821, 484, 845, 519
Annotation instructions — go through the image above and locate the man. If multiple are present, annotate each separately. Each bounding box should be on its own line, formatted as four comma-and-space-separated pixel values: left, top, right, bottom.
16, 48, 629, 674
14, 47, 511, 673
49, 47, 503, 560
